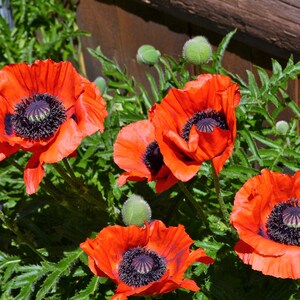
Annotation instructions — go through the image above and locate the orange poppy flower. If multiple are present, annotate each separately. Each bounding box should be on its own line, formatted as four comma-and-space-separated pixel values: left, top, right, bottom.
113, 120, 178, 192
230, 169, 300, 279
80, 220, 214, 300
0, 59, 107, 194
149, 74, 240, 182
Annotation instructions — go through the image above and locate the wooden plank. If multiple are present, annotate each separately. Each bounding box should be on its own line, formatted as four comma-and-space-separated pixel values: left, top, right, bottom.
77, 0, 191, 88
77, 0, 123, 80
133, 0, 300, 59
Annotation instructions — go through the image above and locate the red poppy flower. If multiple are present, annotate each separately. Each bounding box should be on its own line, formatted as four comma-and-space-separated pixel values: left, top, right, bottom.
0, 59, 108, 194
113, 120, 178, 192
230, 169, 300, 279
149, 74, 240, 182
80, 220, 214, 300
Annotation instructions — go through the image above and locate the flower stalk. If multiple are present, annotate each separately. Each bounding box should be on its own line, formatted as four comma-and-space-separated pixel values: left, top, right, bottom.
210, 161, 230, 224
178, 181, 207, 228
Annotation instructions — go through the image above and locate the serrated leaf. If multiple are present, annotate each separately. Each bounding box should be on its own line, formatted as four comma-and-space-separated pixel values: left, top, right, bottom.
251, 132, 281, 149
246, 70, 259, 99
70, 276, 101, 300
271, 58, 283, 75
36, 249, 83, 300
214, 29, 237, 72
239, 129, 263, 165
145, 72, 160, 102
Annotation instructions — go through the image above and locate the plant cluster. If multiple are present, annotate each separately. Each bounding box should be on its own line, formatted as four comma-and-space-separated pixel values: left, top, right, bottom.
0, 0, 86, 69
0, 8, 299, 298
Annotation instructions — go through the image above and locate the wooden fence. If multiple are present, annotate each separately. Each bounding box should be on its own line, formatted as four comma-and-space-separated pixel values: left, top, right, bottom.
77, 0, 299, 106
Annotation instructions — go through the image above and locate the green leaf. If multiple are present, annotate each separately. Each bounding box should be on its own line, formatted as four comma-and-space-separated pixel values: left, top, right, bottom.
246, 70, 259, 99
239, 129, 263, 165
251, 132, 281, 149
36, 249, 83, 300
214, 28, 237, 72
70, 276, 102, 300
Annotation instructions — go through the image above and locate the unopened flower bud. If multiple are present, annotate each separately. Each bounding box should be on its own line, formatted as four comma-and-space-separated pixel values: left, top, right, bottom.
182, 36, 212, 65
121, 194, 152, 227
136, 45, 161, 66
276, 120, 289, 135
94, 76, 107, 94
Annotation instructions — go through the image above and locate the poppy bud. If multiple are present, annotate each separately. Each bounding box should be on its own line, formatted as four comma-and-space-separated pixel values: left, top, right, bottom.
136, 45, 161, 66
121, 194, 152, 227
94, 76, 107, 94
275, 120, 289, 135
182, 36, 212, 65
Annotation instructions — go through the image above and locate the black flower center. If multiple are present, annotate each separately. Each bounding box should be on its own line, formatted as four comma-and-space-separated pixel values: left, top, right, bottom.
8, 93, 67, 141
118, 247, 166, 287
181, 109, 228, 141
142, 141, 164, 175
266, 199, 300, 246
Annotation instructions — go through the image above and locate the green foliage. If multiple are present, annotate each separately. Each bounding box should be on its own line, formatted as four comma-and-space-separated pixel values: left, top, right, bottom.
1, 28, 300, 299
0, 0, 87, 68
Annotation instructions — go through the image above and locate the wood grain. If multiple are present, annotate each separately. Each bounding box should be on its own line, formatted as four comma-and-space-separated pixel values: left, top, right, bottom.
133, 0, 300, 58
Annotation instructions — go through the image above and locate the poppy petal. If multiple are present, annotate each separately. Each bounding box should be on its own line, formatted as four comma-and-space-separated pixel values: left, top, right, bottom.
114, 120, 177, 191
0, 142, 21, 161
231, 169, 300, 279
155, 166, 179, 193
235, 240, 300, 279
110, 294, 128, 300
0, 59, 107, 193
81, 220, 212, 298
179, 278, 200, 291
114, 120, 153, 178
74, 77, 108, 136
24, 153, 45, 194
39, 119, 83, 164
150, 74, 240, 181
147, 221, 195, 277
80, 224, 150, 280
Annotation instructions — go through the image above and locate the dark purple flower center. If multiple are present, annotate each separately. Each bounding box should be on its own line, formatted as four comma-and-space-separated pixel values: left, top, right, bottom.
7, 93, 67, 141
25, 99, 51, 122
181, 109, 228, 141
142, 141, 164, 175
118, 247, 166, 287
267, 199, 300, 246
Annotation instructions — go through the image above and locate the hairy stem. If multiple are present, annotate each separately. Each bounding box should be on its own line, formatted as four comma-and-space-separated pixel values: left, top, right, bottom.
210, 162, 230, 224
178, 181, 208, 228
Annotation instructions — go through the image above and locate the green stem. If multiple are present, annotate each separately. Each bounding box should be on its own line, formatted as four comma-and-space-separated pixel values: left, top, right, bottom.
210, 162, 230, 224
159, 57, 182, 88
144, 297, 152, 300
6, 156, 23, 173
0, 211, 46, 261
53, 163, 107, 212
178, 181, 207, 227
53, 163, 78, 188
62, 157, 77, 182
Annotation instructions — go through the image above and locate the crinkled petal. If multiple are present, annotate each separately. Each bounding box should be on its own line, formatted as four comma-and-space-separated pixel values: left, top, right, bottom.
231, 169, 300, 279
114, 120, 153, 179
74, 77, 107, 136
150, 74, 240, 180
24, 153, 45, 194
39, 118, 82, 164
80, 224, 150, 280
234, 240, 300, 279
0, 142, 21, 161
